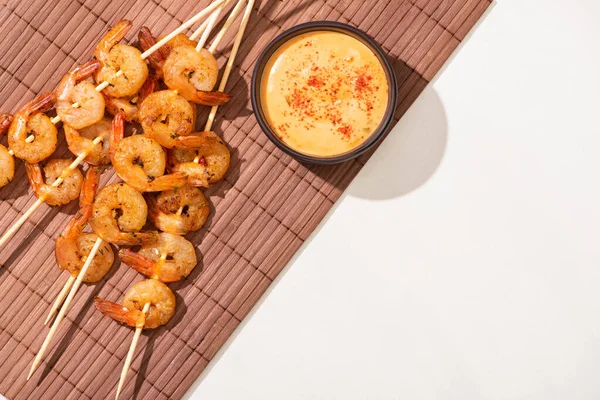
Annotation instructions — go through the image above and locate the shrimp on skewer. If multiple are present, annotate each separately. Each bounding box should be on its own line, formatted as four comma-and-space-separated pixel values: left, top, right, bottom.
0, 114, 14, 188
146, 185, 209, 234
64, 117, 113, 166
109, 113, 188, 192
103, 73, 158, 122
94, 279, 176, 329
167, 131, 230, 187
25, 159, 84, 206
139, 27, 231, 106
55, 167, 115, 282
7, 93, 58, 163
88, 183, 158, 246
56, 60, 105, 129
137, 90, 205, 149
119, 232, 197, 282
93, 20, 149, 98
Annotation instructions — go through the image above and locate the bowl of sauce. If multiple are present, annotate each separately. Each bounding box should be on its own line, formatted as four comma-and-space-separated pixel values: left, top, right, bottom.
252, 21, 397, 164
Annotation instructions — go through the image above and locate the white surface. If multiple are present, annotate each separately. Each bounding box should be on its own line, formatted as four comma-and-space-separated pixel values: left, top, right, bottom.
186, 1, 600, 399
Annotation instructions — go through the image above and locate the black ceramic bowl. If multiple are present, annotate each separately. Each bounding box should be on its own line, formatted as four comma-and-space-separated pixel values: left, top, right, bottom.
251, 21, 398, 165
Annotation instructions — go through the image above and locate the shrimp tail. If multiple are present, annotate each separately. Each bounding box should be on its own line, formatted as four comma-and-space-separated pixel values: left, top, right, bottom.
0, 114, 13, 134
147, 172, 188, 192
113, 230, 160, 246
138, 74, 159, 105
109, 112, 125, 161
80, 166, 103, 207
74, 60, 101, 81
55, 206, 93, 271
25, 162, 44, 192
93, 297, 141, 327
191, 90, 232, 106
23, 92, 57, 115
95, 20, 133, 58
187, 175, 210, 188
119, 249, 157, 278
138, 27, 167, 77
174, 133, 218, 150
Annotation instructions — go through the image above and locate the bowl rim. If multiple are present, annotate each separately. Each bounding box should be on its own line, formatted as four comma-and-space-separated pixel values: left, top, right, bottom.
250, 21, 398, 165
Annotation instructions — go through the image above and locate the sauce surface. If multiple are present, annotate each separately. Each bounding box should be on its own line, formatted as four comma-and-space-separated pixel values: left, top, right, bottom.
261, 31, 389, 157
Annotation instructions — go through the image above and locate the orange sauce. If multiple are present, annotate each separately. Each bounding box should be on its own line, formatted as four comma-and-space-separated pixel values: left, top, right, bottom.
261, 31, 389, 157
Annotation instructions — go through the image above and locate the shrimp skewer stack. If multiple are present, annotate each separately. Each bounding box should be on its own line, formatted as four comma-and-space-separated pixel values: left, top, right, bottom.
26, 0, 230, 379
0, 0, 227, 250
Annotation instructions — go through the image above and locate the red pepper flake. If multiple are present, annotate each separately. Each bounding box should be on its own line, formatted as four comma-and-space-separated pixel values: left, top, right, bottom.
337, 124, 353, 139
307, 75, 325, 88
198, 157, 208, 166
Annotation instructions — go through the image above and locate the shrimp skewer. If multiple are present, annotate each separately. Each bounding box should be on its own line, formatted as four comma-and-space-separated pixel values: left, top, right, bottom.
110, 112, 188, 192
119, 232, 197, 282
27, 5, 231, 381
2, 3, 227, 251
94, 279, 176, 398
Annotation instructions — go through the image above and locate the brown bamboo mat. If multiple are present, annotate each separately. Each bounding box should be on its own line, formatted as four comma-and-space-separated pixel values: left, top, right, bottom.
0, 0, 491, 398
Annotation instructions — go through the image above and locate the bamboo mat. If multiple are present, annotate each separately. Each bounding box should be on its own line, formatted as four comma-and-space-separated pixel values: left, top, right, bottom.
0, 0, 491, 398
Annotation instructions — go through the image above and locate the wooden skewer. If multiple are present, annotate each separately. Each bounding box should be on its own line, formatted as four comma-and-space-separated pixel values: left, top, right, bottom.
44, 275, 76, 325
140, 0, 226, 59
115, 302, 150, 400
194, 0, 234, 51
28, 237, 103, 380
208, 0, 247, 54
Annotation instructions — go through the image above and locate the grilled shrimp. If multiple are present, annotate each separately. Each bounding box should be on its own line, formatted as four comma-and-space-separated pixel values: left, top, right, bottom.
119, 232, 197, 282
137, 90, 205, 149
103, 73, 158, 122
55, 167, 115, 282
168, 131, 230, 187
25, 159, 83, 206
0, 114, 14, 188
94, 279, 176, 329
89, 183, 158, 245
56, 60, 105, 129
109, 113, 187, 192
64, 117, 112, 165
8, 93, 58, 163
93, 20, 148, 98
139, 28, 230, 105
146, 185, 209, 234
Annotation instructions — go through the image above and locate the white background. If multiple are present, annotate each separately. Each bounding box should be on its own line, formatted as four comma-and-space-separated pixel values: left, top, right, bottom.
187, 1, 600, 399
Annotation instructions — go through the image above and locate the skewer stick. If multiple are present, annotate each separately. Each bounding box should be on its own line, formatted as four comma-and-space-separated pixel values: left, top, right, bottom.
195, 0, 234, 51
208, 0, 247, 54
140, 0, 226, 59
44, 275, 76, 325
115, 302, 150, 400
189, 13, 211, 41
28, 237, 103, 379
